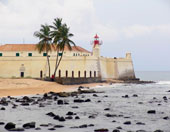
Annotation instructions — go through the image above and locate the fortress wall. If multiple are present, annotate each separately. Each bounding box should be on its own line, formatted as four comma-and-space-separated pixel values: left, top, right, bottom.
0, 56, 99, 78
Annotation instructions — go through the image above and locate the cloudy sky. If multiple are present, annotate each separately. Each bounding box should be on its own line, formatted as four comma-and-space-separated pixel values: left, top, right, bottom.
0, 0, 170, 71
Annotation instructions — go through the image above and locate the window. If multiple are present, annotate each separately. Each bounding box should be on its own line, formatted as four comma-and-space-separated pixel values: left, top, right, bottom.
0, 53, 2, 57
58, 53, 63, 56
73, 53, 75, 56
28, 53, 32, 57
16, 53, 20, 57
43, 53, 47, 56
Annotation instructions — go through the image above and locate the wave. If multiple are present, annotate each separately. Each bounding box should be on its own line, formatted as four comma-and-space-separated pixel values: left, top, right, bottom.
157, 81, 170, 85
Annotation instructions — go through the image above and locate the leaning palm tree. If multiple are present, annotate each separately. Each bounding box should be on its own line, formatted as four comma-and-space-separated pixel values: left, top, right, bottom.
50, 19, 75, 77
34, 24, 52, 78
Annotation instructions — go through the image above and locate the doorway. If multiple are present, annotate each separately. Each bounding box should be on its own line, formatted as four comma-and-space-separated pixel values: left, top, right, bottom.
20, 72, 24, 78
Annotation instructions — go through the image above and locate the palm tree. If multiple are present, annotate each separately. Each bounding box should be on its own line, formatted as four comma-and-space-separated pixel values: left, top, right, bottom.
34, 24, 52, 78
50, 18, 75, 77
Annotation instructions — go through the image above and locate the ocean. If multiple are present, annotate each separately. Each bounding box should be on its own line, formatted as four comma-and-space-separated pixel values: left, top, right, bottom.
0, 71, 170, 132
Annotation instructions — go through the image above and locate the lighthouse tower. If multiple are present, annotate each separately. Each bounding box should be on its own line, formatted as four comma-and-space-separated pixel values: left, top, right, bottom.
92, 34, 102, 57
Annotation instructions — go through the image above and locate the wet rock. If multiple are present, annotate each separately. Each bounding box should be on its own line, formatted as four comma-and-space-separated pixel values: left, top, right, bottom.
116, 127, 122, 129
46, 112, 56, 117
54, 96, 58, 100
88, 124, 94, 127
104, 108, 110, 111
35, 127, 41, 130
39, 103, 45, 107
79, 124, 87, 128
147, 110, 156, 114
85, 99, 91, 102
112, 120, 116, 122
58, 92, 70, 97
113, 130, 120, 132
75, 116, 80, 119
89, 115, 96, 119
43, 93, 48, 98
136, 122, 145, 125
53, 115, 60, 120
163, 96, 167, 100
93, 94, 98, 97
66, 111, 74, 115
94, 128, 109, 132
0, 98, 8, 106
54, 125, 64, 128
40, 124, 49, 127
65, 116, 73, 120
122, 95, 129, 98
23, 122, 36, 129
123, 121, 131, 125
0, 122, 5, 125
154, 130, 164, 132
48, 128, 56, 130
136, 130, 147, 132
4, 122, 16, 130
9, 128, 25, 131
72, 106, 79, 109
1, 107, 5, 110
97, 100, 101, 103
132, 94, 138, 97
57, 100, 64, 105
105, 113, 117, 117
58, 117, 65, 122
74, 99, 84, 103
21, 102, 29, 106
163, 116, 169, 120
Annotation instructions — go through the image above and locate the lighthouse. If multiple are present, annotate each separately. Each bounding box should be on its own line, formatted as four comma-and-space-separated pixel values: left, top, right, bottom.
92, 34, 102, 57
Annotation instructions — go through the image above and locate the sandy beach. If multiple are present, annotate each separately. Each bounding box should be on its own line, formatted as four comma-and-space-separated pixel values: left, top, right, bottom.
0, 79, 108, 97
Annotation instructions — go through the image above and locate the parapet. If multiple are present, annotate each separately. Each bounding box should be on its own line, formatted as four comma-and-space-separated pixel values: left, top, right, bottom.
126, 53, 132, 59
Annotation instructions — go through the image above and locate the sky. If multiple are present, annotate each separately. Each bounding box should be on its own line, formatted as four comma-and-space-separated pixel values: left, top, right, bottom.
0, 0, 170, 71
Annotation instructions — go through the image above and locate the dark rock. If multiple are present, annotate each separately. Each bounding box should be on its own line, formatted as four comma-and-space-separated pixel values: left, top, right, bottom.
9, 128, 25, 131
54, 96, 58, 100
74, 99, 84, 103
104, 108, 110, 111
89, 115, 96, 119
40, 124, 49, 127
154, 130, 164, 132
163, 96, 167, 100
79, 86, 84, 89
58, 92, 70, 97
58, 117, 65, 122
138, 102, 143, 104
66, 111, 74, 115
123, 121, 131, 125
57, 100, 64, 105
93, 94, 98, 97
94, 128, 109, 132
39, 103, 45, 107
75, 116, 80, 119
21, 103, 29, 106
46, 112, 56, 117
105, 113, 117, 117
112, 120, 116, 122
43, 93, 48, 98
153, 97, 157, 100
65, 116, 73, 119
132, 94, 138, 97
23, 122, 36, 129
167, 90, 170, 92
147, 110, 156, 114
113, 130, 120, 132
104, 95, 108, 97
97, 100, 101, 103
72, 106, 79, 109
88, 124, 94, 127
79, 124, 87, 128
48, 128, 56, 130
1, 107, 5, 110
53, 115, 60, 120
4, 122, 16, 130
163, 116, 169, 120
122, 95, 129, 98
54, 125, 64, 128
0, 122, 5, 125
136, 122, 145, 125
85, 99, 91, 102
116, 127, 122, 129
35, 127, 41, 130
136, 130, 147, 132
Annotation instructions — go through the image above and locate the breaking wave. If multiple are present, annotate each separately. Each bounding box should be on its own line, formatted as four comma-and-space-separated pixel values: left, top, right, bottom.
157, 81, 170, 85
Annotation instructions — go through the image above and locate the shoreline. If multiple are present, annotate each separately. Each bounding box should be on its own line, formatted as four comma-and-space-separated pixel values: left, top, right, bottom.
0, 79, 109, 97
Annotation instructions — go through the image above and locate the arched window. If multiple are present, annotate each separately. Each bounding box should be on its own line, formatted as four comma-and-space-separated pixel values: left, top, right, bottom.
90, 71, 92, 78
94, 71, 96, 77
59, 70, 61, 78
40, 70, 43, 78
78, 71, 80, 78
72, 71, 74, 78
84, 71, 86, 78
66, 70, 68, 78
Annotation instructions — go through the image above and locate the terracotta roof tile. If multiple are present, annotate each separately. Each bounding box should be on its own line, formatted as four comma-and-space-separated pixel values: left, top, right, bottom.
0, 44, 91, 53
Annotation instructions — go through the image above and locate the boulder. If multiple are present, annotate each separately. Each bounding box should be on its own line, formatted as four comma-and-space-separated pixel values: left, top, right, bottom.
23, 122, 36, 129
147, 110, 156, 114
0, 107, 6, 110
94, 128, 109, 132
75, 116, 80, 119
54, 125, 64, 128
66, 111, 74, 115
123, 121, 131, 125
48, 128, 56, 130
4, 122, 16, 130
79, 124, 87, 128
113, 130, 120, 132
9, 128, 25, 131
154, 130, 163, 132
74, 99, 84, 103
58, 117, 65, 122
0, 122, 5, 125
46, 112, 56, 117
57, 100, 64, 105
53, 115, 60, 120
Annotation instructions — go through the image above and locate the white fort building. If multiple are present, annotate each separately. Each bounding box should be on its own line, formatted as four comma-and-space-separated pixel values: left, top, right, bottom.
0, 35, 136, 82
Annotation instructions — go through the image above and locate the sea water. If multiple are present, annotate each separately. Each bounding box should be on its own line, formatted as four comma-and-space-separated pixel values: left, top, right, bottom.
0, 71, 170, 132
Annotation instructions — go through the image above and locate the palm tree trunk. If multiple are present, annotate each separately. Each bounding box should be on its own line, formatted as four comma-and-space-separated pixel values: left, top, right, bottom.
54, 48, 59, 77
47, 52, 51, 78
55, 49, 64, 75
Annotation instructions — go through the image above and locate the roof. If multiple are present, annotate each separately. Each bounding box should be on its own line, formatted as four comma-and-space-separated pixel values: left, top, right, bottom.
0, 44, 91, 53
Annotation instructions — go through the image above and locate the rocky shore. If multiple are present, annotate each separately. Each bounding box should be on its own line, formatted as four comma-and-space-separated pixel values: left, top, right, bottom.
0, 83, 169, 132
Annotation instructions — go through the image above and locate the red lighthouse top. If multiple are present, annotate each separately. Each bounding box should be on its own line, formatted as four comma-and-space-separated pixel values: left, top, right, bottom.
93, 34, 100, 47
94, 34, 99, 39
